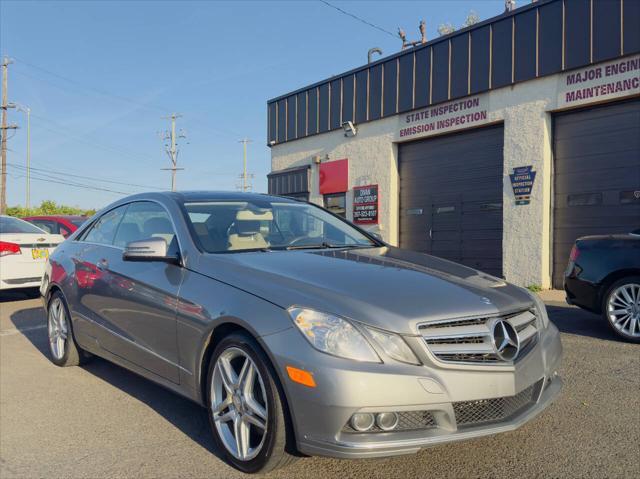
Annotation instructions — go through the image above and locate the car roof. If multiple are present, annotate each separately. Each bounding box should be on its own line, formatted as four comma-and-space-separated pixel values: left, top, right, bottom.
23, 215, 86, 220
171, 191, 299, 203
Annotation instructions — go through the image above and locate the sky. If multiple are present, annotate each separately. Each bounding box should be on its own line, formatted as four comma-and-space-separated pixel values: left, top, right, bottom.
1, 0, 506, 210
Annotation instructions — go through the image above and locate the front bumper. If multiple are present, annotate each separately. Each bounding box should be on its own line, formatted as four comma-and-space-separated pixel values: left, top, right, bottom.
262, 322, 563, 459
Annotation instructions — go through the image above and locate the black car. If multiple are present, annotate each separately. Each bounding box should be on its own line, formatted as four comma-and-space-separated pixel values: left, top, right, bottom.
564, 230, 640, 343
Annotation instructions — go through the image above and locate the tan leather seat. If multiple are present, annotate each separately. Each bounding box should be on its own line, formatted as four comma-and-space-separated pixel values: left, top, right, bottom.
227, 210, 273, 250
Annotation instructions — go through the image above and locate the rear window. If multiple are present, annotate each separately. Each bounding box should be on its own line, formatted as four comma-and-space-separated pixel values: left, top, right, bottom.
0, 216, 47, 234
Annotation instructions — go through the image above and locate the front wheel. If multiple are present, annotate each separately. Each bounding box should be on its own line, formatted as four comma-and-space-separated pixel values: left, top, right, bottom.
602, 277, 640, 343
206, 332, 297, 474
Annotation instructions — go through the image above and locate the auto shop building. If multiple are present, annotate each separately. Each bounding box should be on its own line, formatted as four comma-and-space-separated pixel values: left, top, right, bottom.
266, 0, 640, 289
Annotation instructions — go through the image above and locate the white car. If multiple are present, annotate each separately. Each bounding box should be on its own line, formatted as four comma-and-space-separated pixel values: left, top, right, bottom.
0, 216, 64, 291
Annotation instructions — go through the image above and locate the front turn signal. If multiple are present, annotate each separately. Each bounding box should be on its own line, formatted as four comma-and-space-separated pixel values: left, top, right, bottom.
286, 366, 316, 388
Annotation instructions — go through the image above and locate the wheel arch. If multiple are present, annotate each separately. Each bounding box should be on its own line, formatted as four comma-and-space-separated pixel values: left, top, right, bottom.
197, 322, 299, 453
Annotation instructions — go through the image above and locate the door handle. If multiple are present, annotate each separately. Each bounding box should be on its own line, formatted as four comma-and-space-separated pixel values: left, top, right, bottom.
429, 228, 433, 239
96, 259, 108, 271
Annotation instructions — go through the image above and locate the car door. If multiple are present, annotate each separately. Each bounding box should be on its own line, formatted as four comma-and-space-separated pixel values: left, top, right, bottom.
91, 201, 183, 383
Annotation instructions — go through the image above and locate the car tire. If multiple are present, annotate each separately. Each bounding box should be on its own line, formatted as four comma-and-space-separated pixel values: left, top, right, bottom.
47, 291, 92, 366
206, 332, 297, 474
602, 276, 640, 343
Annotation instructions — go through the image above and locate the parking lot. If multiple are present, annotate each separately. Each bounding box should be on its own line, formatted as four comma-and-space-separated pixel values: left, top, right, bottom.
1, 290, 638, 479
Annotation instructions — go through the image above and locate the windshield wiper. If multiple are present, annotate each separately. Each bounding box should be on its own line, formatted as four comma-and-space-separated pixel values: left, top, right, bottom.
284, 242, 369, 251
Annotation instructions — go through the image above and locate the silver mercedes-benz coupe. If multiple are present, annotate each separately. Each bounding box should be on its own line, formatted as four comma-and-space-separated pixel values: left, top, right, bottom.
41, 191, 562, 473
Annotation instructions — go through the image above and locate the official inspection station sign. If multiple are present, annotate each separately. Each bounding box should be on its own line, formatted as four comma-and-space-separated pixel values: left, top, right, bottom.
509, 166, 536, 205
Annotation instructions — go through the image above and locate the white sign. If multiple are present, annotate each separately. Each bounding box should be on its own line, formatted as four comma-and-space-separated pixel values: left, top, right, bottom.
558, 55, 640, 108
396, 95, 488, 141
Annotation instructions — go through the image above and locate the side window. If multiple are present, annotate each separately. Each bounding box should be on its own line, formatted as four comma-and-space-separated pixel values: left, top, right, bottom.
32, 220, 56, 234
113, 202, 177, 253
82, 206, 128, 246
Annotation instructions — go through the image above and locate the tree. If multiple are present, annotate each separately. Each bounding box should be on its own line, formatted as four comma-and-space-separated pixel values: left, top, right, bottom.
438, 10, 481, 36
5, 200, 96, 218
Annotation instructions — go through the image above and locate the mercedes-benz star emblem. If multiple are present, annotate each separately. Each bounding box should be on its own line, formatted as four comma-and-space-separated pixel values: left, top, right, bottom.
490, 319, 520, 361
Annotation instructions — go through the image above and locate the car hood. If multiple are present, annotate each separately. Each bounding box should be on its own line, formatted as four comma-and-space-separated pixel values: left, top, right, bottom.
195, 246, 534, 335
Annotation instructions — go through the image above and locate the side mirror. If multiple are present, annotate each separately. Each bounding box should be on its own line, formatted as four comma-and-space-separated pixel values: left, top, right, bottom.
123, 237, 179, 264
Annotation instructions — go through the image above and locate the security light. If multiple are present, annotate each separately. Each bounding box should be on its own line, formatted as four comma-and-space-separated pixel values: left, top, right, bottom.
342, 121, 357, 137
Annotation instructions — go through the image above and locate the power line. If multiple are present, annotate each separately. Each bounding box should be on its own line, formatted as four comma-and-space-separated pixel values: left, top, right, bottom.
7, 164, 136, 195
7, 161, 161, 191
12, 57, 170, 114
318, 0, 396, 38
28, 113, 159, 165
8, 167, 131, 196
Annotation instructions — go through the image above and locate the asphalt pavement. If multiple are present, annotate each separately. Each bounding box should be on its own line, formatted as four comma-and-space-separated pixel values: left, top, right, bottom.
1, 289, 638, 478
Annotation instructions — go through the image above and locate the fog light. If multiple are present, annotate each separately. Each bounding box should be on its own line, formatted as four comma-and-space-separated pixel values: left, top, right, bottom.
375, 412, 399, 431
350, 413, 375, 432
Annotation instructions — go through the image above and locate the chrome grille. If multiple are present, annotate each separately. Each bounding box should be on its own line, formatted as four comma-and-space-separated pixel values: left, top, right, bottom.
453, 382, 538, 427
419, 309, 539, 364
343, 411, 436, 433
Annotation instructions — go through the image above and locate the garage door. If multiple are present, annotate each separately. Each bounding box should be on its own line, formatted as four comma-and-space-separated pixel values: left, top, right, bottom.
553, 99, 640, 288
399, 124, 504, 277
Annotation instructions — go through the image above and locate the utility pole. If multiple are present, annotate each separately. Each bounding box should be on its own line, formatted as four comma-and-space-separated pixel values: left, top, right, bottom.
161, 113, 185, 191
1, 56, 18, 215
238, 138, 253, 191
14, 104, 30, 209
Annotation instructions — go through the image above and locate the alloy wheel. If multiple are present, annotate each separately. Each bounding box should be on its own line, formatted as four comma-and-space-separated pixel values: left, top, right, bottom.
607, 283, 640, 338
48, 297, 68, 360
210, 347, 268, 461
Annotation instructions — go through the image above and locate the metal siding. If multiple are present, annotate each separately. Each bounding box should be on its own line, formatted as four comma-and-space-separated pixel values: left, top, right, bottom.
355, 70, 368, 123
268, 167, 310, 197
451, 33, 470, 99
342, 74, 355, 123
330, 79, 341, 130
383, 59, 398, 117
432, 41, 450, 104
268, 102, 277, 144
470, 25, 491, 94
552, 99, 640, 288
369, 64, 383, 121
564, 0, 591, 70
277, 100, 286, 143
399, 124, 505, 277
623, 0, 640, 55
318, 83, 330, 133
492, 18, 513, 88
514, 9, 537, 82
308, 87, 318, 135
414, 47, 431, 108
286, 95, 296, 141
296, 91, 306, 138
538, 0, 563, 76
593, 0, 621, 63
398, 53, 414, 113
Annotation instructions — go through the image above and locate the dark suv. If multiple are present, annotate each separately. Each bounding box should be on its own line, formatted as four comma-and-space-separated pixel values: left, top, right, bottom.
564, 230, 640, 342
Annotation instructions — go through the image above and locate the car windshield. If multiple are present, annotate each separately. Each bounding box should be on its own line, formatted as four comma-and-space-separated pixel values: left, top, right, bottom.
183, 200, 378, 253
0, 216, 47, 234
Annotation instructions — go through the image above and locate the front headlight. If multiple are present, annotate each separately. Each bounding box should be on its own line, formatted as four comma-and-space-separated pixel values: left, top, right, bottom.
365, 327, 421, 365
288, 307, 381, 362
529, 291, 550, 328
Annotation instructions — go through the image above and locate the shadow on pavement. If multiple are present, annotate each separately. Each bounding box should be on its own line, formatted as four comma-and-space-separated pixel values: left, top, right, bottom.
9, 310, 224, 461
0, 288, 40, 303
546, 302, 619, 341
